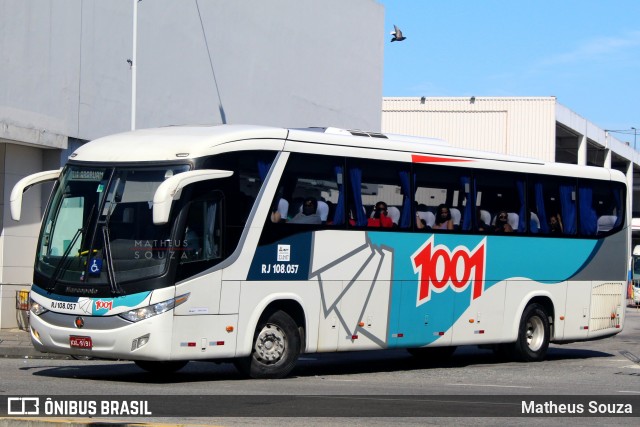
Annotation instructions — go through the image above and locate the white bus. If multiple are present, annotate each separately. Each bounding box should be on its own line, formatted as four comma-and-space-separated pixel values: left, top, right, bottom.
12, 125, 628, 378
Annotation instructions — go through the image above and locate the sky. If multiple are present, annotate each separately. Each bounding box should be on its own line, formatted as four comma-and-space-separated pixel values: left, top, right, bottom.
379, 0, 640, 144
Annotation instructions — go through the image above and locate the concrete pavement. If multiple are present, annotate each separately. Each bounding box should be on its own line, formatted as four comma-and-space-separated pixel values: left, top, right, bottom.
0, 328, 67, 360
0, 331, 212, 425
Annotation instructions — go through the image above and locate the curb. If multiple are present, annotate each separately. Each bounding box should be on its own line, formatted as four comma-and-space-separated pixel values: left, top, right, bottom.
0, 350, 71, 360
0, 330, 70, 360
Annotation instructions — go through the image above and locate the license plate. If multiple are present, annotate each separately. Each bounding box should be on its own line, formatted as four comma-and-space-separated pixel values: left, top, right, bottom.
70, 336, 92, 349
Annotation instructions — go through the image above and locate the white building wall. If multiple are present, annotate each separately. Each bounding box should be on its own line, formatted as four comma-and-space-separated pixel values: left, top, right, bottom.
0, 0, 384, 327
382, 97, 557, 162
0, 0, 384, 141
0, 144, 46, 284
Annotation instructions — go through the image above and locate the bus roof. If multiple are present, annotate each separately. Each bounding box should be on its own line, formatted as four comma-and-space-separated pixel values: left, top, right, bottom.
69, 125, 288, 163
69, 124, 624, 182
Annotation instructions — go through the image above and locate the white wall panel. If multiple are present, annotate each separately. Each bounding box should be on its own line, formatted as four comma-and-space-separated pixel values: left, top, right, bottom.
0, 0, 384, 141
382, 97, 557, 162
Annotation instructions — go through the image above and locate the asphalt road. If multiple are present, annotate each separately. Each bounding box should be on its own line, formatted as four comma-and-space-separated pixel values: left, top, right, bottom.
1, 307, 639, 426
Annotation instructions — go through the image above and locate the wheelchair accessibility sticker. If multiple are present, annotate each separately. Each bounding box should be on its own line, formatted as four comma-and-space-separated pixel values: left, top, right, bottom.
89, 258, 103, 276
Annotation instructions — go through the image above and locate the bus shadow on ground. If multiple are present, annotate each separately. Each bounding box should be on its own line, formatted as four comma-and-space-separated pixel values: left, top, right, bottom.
290, 346, 613, 378
26, 346, 613, 383
27, 361, 241, 384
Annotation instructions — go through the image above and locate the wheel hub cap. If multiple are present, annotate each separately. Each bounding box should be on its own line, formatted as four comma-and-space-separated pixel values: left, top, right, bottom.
526, 316, 544, 351
254, 323, 286, 364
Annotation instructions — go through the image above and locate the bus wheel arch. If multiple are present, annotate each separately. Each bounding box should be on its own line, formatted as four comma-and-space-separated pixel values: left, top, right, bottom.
235, 299, 305, 379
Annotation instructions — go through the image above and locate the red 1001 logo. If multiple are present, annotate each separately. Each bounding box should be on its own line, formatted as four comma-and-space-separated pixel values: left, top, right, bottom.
411, 237, 486, 306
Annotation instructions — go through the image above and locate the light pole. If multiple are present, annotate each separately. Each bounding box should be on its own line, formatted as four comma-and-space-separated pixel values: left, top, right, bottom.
633, 127, 637, 150
131, 0, 139, 131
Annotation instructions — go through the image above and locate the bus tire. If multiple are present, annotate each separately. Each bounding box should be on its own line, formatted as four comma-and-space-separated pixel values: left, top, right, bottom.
407, 346, 457, 362
513, 303, 550, 362
134, 360, 188, 373
235, 310, 301, 379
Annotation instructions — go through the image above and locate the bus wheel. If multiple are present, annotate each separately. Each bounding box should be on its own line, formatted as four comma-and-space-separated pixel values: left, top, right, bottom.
134, 360, 188, 373
235, 310, 301, 379
407, 346, 457, 361
513, 303, 550, 362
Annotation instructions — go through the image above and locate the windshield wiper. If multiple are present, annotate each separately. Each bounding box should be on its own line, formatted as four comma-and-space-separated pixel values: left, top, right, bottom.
102, 225, 123, 295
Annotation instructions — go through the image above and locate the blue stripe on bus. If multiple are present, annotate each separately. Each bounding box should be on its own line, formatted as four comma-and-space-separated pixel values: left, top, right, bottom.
248, 231, 600, 347
366, 232, 599, 346
30, 285, 151, 316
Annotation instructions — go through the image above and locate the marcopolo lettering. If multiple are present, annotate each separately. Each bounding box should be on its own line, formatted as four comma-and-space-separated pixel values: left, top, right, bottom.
411, 237, 486, 306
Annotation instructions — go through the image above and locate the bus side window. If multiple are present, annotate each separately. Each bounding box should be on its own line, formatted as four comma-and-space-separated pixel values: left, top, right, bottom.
475, 171, 525, 233
529, 177, 577, 236
414, 163, 472, 232
349, 159, 411, 229
584, 179, 624, 236
181, 196, 222, 264
268, 153, 344, 227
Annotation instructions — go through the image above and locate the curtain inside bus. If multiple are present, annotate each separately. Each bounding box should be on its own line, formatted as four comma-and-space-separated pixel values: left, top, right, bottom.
399, 171, 412, 228
578, 185, 597, 236
534, 182, 549, 234
559, 184, 577, 235
349, 168, 367, 226
516, 180, 526, 232
333, 166, 346, 225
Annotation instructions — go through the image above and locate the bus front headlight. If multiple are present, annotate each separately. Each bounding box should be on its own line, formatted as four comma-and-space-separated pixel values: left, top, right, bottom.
118, 293, 190, 323
30, 299, 49, 316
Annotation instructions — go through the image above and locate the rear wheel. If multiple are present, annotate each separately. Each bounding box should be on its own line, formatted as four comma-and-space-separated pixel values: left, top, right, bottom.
134, 360, 188, 374
234, 310, 301, 379
513, 303, 550, 362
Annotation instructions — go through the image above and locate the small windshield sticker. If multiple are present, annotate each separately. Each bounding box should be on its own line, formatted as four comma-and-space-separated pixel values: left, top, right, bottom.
96, 183, 104, 193
70, 170, 104, 181
277, 244, 291, 262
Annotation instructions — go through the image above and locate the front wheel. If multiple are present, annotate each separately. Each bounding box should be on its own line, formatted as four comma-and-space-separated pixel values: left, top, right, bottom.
513, 303, 550, 362
234, 310, 301, 379
134, 360, 188, 374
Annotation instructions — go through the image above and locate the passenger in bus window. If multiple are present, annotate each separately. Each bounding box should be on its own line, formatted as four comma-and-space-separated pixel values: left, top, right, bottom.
493, 210, 513, 233
368, 201, 393, 228
289, 197, 322, 224
415, 204, 432, 230
433, 204, 454, 230
476, 209, 489, 232
549, 213, 563, 235
270, 198, 289, 223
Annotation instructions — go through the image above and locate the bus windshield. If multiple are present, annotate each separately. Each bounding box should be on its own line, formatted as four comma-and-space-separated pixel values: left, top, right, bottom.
36, 164, 190, 289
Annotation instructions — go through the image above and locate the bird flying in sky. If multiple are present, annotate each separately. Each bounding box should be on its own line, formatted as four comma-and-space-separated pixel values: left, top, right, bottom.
391, 25, 406, 42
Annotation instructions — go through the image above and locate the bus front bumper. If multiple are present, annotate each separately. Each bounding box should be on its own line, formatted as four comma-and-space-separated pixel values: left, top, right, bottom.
29, 309, 175, 361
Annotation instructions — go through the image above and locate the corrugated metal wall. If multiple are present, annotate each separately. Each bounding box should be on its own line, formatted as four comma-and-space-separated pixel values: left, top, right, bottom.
382, 97, 557, 161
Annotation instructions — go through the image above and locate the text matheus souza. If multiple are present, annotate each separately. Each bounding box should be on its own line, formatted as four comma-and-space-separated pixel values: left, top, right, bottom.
522, 400, 633, 415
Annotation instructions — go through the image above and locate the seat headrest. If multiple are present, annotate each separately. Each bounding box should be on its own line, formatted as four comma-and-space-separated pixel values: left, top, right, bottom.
387, 206, 400, 224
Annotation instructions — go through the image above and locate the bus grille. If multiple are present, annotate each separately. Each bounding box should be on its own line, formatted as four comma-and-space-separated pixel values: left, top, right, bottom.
589, 282, 623, 332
